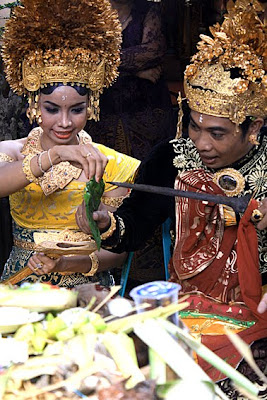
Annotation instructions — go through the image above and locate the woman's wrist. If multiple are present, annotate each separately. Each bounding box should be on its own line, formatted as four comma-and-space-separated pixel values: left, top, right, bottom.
82, 252, 99, 276
60, 255, 94, 274
23, 148, 57, 183
23, 154, 41, 182
47, 146, 61, 166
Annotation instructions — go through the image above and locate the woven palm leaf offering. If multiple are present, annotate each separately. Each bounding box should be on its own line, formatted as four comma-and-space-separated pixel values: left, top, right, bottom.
83, 177, 105, 251
33, 230, 97, 258
32, 176, 104, 258
0, 230, 98, 286
0, 282, 78, 313
0, 282, 263, 400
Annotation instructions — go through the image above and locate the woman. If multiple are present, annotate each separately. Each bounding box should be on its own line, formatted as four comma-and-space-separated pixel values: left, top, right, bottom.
0, 0, 140, 287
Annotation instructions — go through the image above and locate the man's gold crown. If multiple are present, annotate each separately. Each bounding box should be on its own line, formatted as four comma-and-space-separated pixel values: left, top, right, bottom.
184, 0, 267, 124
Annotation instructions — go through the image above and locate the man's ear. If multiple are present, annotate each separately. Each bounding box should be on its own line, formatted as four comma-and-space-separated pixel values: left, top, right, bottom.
247, 117, 264, 136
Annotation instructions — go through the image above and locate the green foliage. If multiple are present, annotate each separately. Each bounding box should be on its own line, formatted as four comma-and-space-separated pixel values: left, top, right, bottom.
0, 1, 20, 10
84, 177, 105, 251
0, 2, 21, 38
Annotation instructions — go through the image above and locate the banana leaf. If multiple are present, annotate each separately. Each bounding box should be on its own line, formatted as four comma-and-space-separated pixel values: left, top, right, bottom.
84, 177, 105, 250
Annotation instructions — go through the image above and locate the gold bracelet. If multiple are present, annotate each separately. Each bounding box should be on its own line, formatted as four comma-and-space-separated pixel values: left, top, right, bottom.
101, 194, 129, 208
22, 154, 39, 184
0, 152, 14, 163
83, 252, 99, 276
37, 151, 47, 174
100, 211, 117, 240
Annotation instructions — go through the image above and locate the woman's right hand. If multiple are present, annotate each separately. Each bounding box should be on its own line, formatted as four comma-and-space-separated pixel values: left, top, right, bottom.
76, 201, 111, 234
50, 143, 108, 182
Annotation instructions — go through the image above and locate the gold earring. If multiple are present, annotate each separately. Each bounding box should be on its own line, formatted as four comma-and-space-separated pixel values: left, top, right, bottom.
26, 92, 42, 124
248, 133, 259, 145
175, 92, 183, 139
87, 106, 93, 120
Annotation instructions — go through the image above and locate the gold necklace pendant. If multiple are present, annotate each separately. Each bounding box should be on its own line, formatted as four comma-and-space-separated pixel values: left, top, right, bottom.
213, 168, 245, 197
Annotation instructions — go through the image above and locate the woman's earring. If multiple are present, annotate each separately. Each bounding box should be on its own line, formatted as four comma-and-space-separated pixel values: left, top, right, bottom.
36, 106, 42, 124
87, 106, 93, 120
248, 133, 260, 145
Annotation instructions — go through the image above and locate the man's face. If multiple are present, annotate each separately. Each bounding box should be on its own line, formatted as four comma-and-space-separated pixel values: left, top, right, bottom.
188, 111, 253, 169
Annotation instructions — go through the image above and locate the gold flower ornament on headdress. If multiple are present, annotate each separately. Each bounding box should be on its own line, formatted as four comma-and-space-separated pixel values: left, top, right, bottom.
1, 0, 122, 121
184, 0, 267, 125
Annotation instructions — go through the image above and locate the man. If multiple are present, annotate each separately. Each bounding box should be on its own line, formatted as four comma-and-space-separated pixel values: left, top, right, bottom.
77, 0, 267, 393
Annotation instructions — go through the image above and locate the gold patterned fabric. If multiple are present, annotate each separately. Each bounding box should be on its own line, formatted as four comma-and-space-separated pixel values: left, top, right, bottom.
0, 153, 15, 163
21, 127, 87, 195
101, 193, 130, 208
1, 129, 140, 287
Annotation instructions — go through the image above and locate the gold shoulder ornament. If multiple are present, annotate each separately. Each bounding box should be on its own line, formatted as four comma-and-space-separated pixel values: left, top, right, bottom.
213, 168, 245, 197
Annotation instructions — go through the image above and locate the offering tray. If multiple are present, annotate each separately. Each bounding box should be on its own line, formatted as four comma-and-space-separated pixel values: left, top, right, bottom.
34, 230, 97, 258
2, 231, 97, 285
35, 239, 97, 258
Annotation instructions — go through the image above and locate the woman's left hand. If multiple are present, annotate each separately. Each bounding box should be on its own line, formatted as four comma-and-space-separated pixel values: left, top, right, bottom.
27, 253, 62, 275
27, 253, 92, 275
256, 198, 267, 230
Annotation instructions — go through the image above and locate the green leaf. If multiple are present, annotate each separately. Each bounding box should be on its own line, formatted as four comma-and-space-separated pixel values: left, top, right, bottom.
102, 331, 145, 389
225, 328, 267, 385
156, 381, 181, 398
84, 177, 105, 251
158, 319, 259, 398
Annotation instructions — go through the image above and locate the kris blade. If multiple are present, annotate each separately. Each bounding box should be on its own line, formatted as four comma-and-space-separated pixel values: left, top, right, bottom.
108, 181, 251, 214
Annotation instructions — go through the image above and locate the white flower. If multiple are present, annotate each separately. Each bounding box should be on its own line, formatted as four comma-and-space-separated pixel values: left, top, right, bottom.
173, 155, 187, 169
247, 169, 267, 191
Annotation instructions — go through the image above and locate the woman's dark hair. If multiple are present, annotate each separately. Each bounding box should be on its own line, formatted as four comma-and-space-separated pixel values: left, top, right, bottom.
40, 82, 89, 96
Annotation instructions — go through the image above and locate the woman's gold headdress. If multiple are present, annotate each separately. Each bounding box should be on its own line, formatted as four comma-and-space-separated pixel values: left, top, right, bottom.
184, 0, 266, 125
1, 0, 122, 121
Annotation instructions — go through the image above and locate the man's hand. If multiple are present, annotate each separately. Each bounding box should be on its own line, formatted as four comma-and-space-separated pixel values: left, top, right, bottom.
257, 198, 267, 230
257, 292, 267, 314
76, 201, 110, 234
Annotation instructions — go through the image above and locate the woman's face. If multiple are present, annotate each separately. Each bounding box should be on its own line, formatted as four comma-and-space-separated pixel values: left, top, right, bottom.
188, 111, 254, 169
39, 85, 88, 148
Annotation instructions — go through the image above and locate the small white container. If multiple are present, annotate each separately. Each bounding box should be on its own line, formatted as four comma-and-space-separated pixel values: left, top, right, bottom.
130, 281, 181, 325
